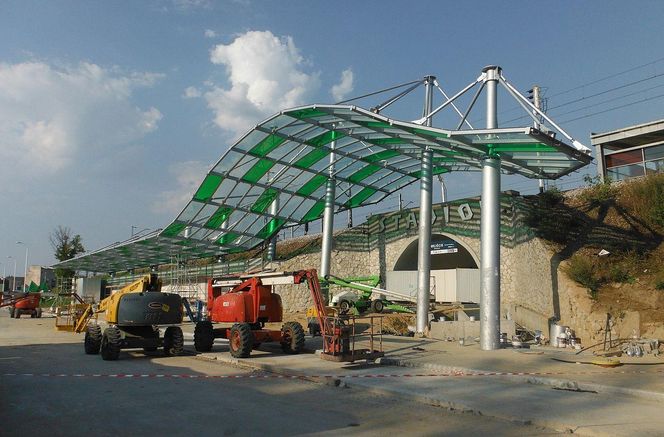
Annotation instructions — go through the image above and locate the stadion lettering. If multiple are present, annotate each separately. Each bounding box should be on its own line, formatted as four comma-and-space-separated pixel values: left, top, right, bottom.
372, 203, 475, 234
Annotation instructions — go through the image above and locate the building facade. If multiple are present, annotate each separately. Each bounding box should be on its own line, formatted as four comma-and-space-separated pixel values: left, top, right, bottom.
591, 118, 664, 182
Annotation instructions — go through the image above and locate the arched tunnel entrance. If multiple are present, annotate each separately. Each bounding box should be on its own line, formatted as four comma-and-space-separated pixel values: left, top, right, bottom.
388, 234, 480, 303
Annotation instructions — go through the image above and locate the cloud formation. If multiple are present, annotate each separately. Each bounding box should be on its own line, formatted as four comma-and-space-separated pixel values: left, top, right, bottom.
0, 61, 162, 185
151, 160, 210, 215
203, 30, 321, 137
331, 68, 354, 102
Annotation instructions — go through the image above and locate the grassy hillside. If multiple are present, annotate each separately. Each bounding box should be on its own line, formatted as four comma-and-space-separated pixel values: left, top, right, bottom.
527, 173, 664, 324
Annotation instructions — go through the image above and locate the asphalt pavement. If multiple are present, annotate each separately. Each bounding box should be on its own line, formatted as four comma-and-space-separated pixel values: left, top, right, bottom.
180, 322, 664, 437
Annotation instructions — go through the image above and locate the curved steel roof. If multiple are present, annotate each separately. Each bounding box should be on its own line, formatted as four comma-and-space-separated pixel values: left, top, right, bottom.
55, 104, 591, 272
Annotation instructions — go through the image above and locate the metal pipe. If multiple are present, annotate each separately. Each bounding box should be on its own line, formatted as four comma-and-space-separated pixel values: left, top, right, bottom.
416, 149, 433, 334
416, 75, 435, 334
266, 194, 279, 261
319, 131, 337, 304
427, 75, 484, 120
480, 66, 501, 351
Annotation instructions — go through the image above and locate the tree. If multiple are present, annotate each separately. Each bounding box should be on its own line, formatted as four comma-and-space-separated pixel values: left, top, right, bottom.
50, 226, 85, 278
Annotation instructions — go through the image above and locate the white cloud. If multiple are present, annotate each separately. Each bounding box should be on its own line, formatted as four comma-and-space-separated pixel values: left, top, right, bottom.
204, 29, 217, 38
204, 30, 321, 137
331, 68, 354, 102
151, 160, 210, 215
183, 86, 202, 98
0, 61, 162, 183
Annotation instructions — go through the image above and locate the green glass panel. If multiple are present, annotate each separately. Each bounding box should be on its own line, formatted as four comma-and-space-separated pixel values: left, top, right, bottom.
251, 188, 279, 213
491, 143, 556, 152
217, 232, 239, 245
348, 164, 380, 183
302, 201, 325, 222
360, 121, 392, 129
204, 206, 233, 229
294, 148, 329, 168
364, 149, 401, 162
161, 222, 186, 237
257, 218, 286, 239
308, 130, 345, 147
242, 158, 274, 183
366, 138, 403, 145
286, 108, 328, 119
296, 174, 327, 196
409, 127, 449, 138
193, 174, 223, 202
409, 167, 449, 178
346, 187, 377, 208
432, 157, 457, 163
249, 134, 287, 157
119, 247, 131, 256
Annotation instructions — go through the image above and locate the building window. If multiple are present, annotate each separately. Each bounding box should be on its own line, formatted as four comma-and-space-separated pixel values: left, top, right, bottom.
644, 143, 664, 161
645, 158, 664, 175
605, 149, 644, 168
607, 163, 645, 181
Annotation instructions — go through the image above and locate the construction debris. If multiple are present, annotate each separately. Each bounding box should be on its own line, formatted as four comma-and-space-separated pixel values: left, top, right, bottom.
381, 314, 415, 336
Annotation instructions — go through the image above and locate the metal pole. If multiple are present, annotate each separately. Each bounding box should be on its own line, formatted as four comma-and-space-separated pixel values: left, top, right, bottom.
416, 75, 435, 334
320, 130, 337, 304
1, 263, 5, 292
532, 85, 545, 193
347, 185, 353, 228
10, 257, 17, 292
266, 195, 279, 261
480, 66, 501, 351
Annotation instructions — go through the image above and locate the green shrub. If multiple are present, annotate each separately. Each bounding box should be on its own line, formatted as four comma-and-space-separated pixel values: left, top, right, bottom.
620, 173, 664, 231
579, 175, 616, 206
565, 254, 602, 298
608, 264, 631, 283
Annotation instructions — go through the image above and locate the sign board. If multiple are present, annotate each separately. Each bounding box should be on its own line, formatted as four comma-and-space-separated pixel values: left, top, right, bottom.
430, 239, 458, 255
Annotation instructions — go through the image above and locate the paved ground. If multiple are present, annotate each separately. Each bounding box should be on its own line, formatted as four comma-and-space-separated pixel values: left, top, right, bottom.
178, 321, 664, 436
0, 313, 557, 436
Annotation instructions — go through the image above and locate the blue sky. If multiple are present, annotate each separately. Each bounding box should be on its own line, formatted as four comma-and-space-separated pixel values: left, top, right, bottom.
1, 0, 664, 268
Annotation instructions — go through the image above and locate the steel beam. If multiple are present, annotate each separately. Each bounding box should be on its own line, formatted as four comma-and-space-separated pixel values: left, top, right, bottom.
319, 133, 337, 304
416, 75, 435, 334
480, 66, 501, 350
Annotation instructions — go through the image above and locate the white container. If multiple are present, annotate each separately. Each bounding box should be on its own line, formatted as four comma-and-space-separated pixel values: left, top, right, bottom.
550, 324, 567, 347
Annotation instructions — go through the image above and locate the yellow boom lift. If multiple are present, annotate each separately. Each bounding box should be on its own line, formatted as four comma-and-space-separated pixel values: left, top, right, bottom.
75, 274, 184, 360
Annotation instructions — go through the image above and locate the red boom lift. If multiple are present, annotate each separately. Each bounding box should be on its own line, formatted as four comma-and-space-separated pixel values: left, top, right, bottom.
194, 269, 383, 362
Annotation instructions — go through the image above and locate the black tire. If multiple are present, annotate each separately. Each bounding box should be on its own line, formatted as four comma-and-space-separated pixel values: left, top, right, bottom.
144, 328, 159, 352
281, 321, 305, 354
339, 300, 351, 313
229, 323, 253, 358
35, 307, 42, 318
371, 299, 384, 313
163, 326, 184, 357
194, 321, 214, 352
84, 325, 102, 355
9, 307, 14, 318
30, 310, 36, 318
101, 327, 121, 361
14, 309, 20, 319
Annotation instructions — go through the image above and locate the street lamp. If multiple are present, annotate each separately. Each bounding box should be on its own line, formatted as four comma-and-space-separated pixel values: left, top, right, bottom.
16, 241, 28, 292
7, 256, 17, 292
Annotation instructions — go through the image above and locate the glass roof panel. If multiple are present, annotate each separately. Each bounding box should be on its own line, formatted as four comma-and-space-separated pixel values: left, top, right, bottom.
55, 104, 591, 272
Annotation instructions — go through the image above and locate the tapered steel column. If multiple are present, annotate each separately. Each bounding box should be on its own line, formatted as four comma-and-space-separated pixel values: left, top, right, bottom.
416, 76, 435, 334
266, 195, 279, 261
480, 66, 502, 350
320, 132, 337, 304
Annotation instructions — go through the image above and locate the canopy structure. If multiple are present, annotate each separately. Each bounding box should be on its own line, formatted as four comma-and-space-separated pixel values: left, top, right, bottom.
55, 103, 590, 273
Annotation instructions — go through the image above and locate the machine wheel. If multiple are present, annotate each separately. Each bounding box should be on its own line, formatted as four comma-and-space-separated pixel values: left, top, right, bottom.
194, 321, 214, 352
229, 323, 253, 358
101, 327, 121, 361
339, 300, 351, 313
281, 321, 305, 354
143, 327, 159, 352
84, 325, 102, 354
14, 309, 20, 319
9, 307, 14, 318
35, 307, 42, 318
371, 299, 384, 313
163, 326, 184, 356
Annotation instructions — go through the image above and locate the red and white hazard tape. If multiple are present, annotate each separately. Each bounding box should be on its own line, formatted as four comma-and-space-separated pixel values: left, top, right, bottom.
2, 369, 663, 379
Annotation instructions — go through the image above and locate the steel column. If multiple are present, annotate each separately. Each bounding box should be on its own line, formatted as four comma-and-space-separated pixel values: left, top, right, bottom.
416, 76, 435, 334
480, 66, 501, 350
266, 195, 279, 261
319, 133, 337, 304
